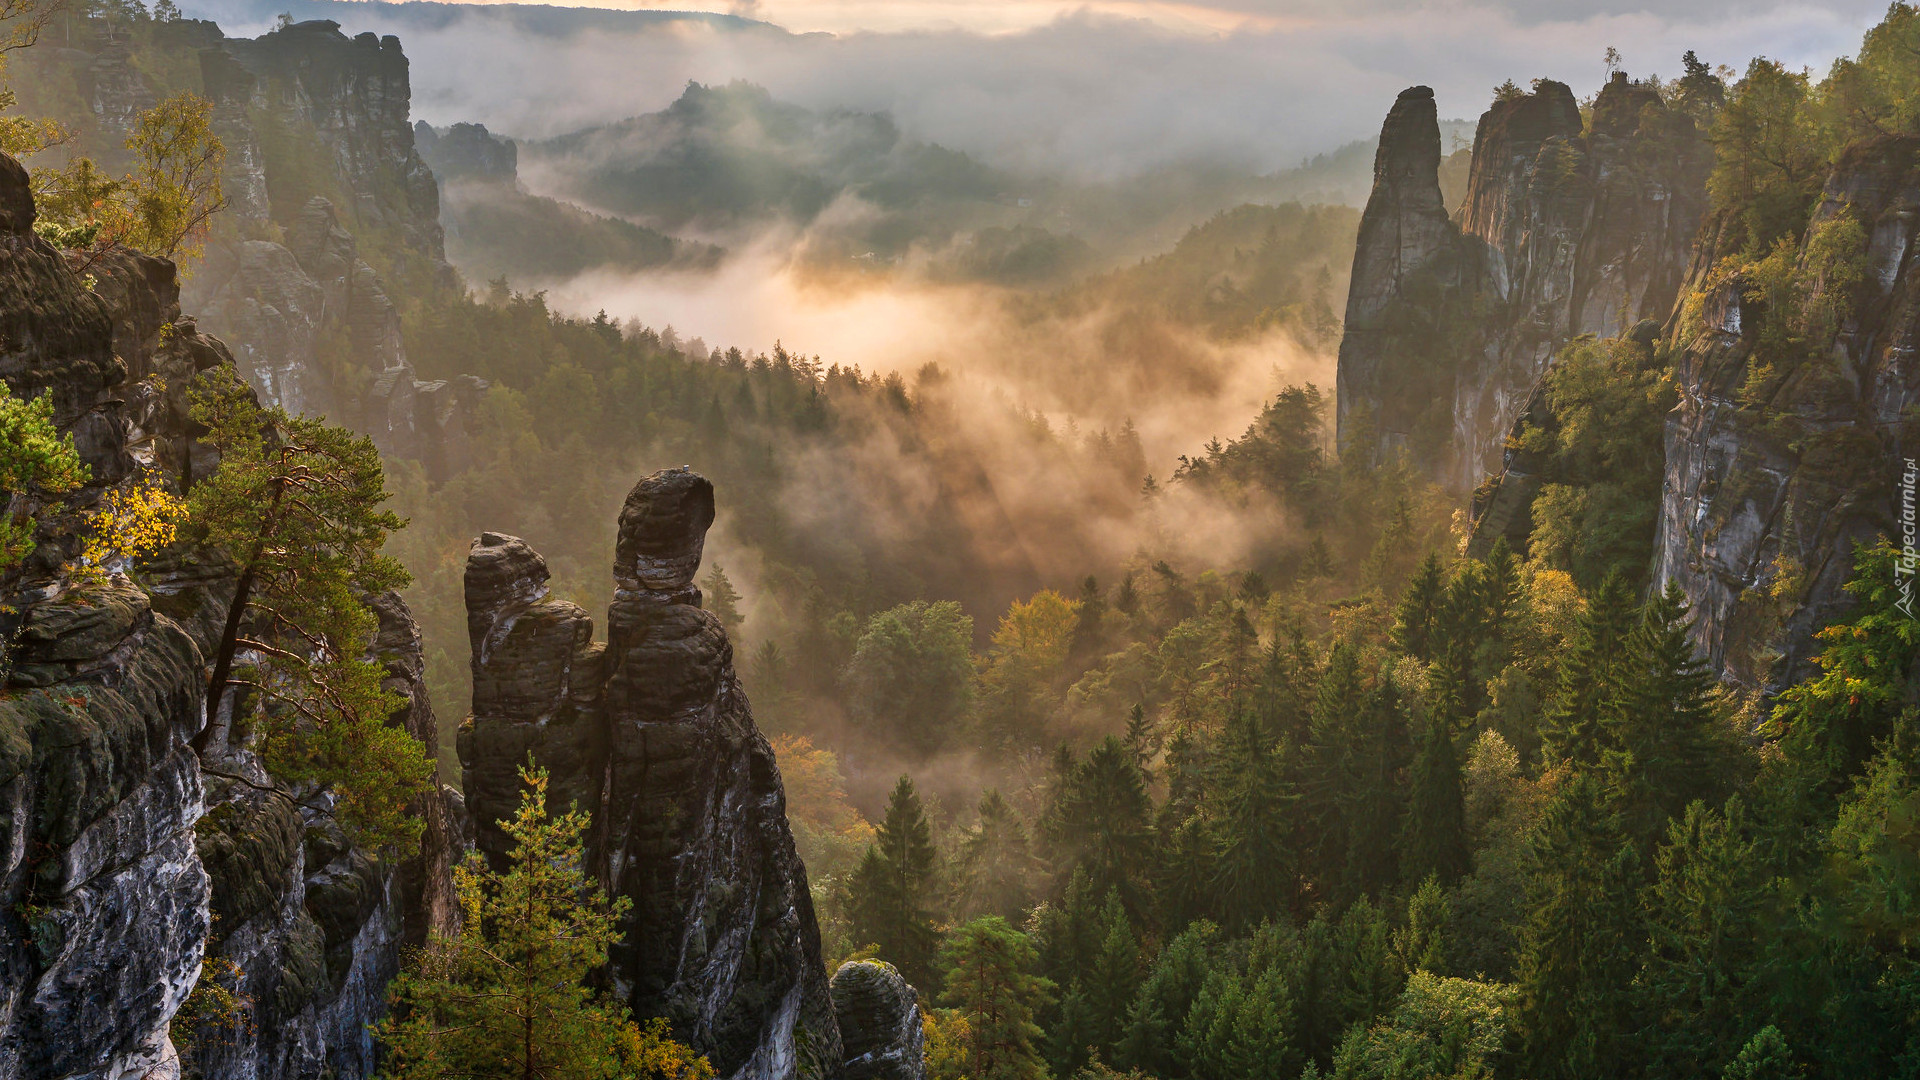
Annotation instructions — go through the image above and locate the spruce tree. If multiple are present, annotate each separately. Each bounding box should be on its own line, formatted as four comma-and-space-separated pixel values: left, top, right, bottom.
1609, 583, 1723, 852
1400, 708, 1469, 887
1153, 813, 1215, 934
1043, 736, 1153, 916
1213, 708, 1298, 930
1345, 677, 1411, 898
1392, 554, 1446, 660
1116, 921, 1219, 1076
955, 789, 1038, 924
1516, 771, 1641, 1079
1083, 891, 1144, 1066
1539, 571, 1637, 767
850, 775, 941, 989
1308, 643, 1367, 888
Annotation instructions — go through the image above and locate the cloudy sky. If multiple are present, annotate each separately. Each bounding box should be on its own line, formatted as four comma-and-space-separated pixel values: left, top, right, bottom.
190, 0, 1895, 176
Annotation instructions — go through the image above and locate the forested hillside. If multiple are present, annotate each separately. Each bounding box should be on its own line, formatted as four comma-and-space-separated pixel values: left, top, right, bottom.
6, 1, 1920, 1078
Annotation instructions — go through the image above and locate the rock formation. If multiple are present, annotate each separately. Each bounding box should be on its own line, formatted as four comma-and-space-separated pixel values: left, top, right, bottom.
463, 469, 923, 1080
0, 151, 454, 1080
188, 21, 487, 479
1654, 135, 1920, 692
831, 962, 926, 1080
1338, 74, 1711, 491
1341, 75, 1920, 694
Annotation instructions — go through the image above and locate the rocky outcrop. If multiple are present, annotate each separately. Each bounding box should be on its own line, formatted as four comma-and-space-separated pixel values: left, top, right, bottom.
0, 150, 455, 1080
186, 592, 453, 1080
186, 24, 490, 479
1653, 135, 1920, 692
0, 151, 228, 1080
1338, 74, 1711, 490
199, 20, 444, 264
415, 121, 518, 184
831, 961, 926, 1080
461, 469, 864, 1080
1336, 86, 1469, 466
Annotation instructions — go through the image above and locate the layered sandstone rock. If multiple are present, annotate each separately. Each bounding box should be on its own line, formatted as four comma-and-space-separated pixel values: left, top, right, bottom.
1339, 74, 1711, 490
0, 150, 454, 1080
461, 469, 864, 1080
832, 961, 926, 1080
1654, 135, 1920, 692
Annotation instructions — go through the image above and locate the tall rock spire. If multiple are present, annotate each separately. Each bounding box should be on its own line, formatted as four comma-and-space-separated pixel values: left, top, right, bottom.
461, 468, 876, 1080
1336, 85, 1470, 465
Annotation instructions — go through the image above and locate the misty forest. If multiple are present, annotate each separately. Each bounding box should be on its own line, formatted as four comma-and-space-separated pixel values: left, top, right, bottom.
1, 0, 1918, 1078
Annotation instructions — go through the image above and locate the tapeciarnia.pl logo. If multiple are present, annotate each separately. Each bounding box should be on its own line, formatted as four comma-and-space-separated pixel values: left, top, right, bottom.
1900, 457, 1917, 619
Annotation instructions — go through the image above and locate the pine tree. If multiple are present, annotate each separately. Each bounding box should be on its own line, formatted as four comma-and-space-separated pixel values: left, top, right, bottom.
849, 776, 941, 989
185, 375, 430, 849
378, 765, 715, 1080
941, 917, 1055, 1080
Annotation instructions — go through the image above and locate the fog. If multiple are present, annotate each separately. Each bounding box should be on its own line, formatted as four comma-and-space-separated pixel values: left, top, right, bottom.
183, 0, 1882, 180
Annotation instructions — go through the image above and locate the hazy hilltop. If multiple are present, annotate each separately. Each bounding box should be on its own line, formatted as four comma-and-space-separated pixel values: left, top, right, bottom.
516, 78, 1465, 283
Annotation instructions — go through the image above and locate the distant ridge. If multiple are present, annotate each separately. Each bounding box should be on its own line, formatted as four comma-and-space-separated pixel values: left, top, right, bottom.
178, 0, 794, 39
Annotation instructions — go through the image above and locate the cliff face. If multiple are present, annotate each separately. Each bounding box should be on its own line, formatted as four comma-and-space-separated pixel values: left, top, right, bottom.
0, 153, 453, 1080
1342, 76, 1919, 694
1339, 74, 1711, 490
1654, 136, 1920, 692
187, 21, 484, 478
461, 469, 918, 1080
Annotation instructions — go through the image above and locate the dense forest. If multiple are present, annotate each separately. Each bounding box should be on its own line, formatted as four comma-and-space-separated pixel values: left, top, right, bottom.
6, 1, 1920, 1078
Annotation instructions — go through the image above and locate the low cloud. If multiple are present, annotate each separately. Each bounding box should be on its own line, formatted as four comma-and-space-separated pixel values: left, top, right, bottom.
188, 0, 1885, 180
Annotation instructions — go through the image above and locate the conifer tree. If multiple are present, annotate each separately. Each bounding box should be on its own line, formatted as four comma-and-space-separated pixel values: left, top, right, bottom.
1400, 709, 1469, 887
1116, 921, 1219, 1076
1153, 812, 1215, 934
700, 563, 744, 635
1634, 799, 1771, 1077
1608, 583, 1723, 852
1082, 891, 1144, 1066
186, 375, 430, 849
1345, 677, 1411, 898
1307, 644, 1367, 887
1043, 737, 1154, 915
1539, 571, 1637, 767
378, 765, 714, 1080
1213, 708, 1298, 929
1391, 554, 1446, 660
849, 775, 941, 989
956, 789, 1038, 924
941, 917, 1055, 1080
1516, 771, 1642, 1079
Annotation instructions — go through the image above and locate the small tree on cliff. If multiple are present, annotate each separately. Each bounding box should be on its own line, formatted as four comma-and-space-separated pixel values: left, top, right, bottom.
186, 375, 430, 849
379, 763, 716, 1080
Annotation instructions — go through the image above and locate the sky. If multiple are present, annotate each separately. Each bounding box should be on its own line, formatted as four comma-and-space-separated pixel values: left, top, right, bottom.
185, 0, 1895, 178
